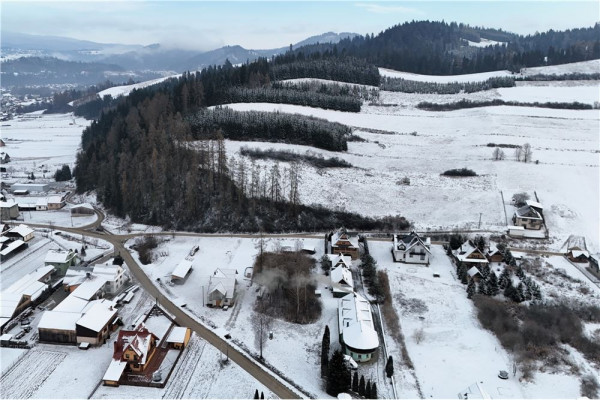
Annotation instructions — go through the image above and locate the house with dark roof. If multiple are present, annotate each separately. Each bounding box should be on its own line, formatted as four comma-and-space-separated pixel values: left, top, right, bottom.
392, 231, 431, 265
512, 202, 544, 230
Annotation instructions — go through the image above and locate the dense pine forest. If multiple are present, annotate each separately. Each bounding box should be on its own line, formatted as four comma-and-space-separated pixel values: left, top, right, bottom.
74, 62, 409, 232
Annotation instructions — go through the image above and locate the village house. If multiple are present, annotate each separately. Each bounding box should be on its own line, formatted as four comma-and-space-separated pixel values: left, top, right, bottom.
44, 249, 78, 275
485, 244, 504, 263
512, 201, 544, 230
0, 152, 10, 164
589, 254, 599, 275
35, 198, 48, 211
47, 195, 66, 210
70, 203, 95, 216
330, 260, 354, 298
0, 265, 55, 331
207, 268, 237, 307
0, 201, 19, 220
4, 224, 34, 242
392, 231, 431, 265
0, 239, 28, 262
93, 262, 128, 295
330, 229, 360, 260
38, 298, 118, 345
452, 241, 489, 269
566, 247, 589, 263
338, 292, 379, 362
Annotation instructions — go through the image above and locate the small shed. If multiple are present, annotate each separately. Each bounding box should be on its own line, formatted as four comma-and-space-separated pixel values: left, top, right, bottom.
171, 259, 193, 281
166, 326, 191, 349
70, 203, 95, 216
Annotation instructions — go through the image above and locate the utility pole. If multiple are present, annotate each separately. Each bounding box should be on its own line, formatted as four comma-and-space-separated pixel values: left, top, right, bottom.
478, 213, 482, 229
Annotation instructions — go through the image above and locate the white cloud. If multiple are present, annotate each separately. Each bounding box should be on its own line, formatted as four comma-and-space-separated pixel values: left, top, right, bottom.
355, 3, 424, 15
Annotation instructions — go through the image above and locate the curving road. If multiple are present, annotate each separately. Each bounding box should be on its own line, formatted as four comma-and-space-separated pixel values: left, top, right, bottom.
25, 216, 304, 399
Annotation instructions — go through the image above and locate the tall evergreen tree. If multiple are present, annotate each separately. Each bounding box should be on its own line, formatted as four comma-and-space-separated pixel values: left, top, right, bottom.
498, 268, 511, 289
254, 389, 259, 399
487, 271, 500, 296
352, 371, 359, 393
321, 325, 330, 378
385, 355, 394, 378
467, 280, 476, 299
358, 376, 366, 396
371, 382, 378, 399
260, 392, 264, 399
326, 350, 351, 396
366, 380, 372, 399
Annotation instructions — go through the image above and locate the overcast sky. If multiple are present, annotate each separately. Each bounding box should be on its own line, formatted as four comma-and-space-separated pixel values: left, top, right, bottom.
2, 1, 598, 51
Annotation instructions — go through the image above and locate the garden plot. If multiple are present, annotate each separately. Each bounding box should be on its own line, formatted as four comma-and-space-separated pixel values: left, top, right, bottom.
9, 207, 97, 228
221, 101, 599, 253
0, 348, 68, 399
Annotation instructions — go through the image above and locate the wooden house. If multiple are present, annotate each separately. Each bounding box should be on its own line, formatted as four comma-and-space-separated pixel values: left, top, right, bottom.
75, 300, 118, 345
566, 247, 589, 263
114, 325, 159, 372
485, 244, 504, 263
0, 152, 10, 164
166, 326, 191, 350
453, 241, 489, 268
589, 254, 599, 274
331, 229, 360, 260
47, 195, 65, 210
5, 224, 34, 242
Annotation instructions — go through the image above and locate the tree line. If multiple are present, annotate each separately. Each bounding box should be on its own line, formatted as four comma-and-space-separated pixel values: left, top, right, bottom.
418, 99, 594, 111
188, 107, 351, 151
380, 76, 515, 94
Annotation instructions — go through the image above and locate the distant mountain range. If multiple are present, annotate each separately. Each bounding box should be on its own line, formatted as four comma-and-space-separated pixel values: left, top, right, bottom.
1, 31, 359, 73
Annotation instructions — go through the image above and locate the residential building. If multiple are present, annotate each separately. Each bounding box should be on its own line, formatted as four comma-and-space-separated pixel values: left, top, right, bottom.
392, 231, 431, 265
47, 195, 65, 210
5, 224, 34, 242
44, 249, 78, 275
331, 229, 360, 260
452, 241, 489, 268
338, 292, 379, 362
512, 202, 544, 230
207, 269, 237, 307
0, 201, 19, 220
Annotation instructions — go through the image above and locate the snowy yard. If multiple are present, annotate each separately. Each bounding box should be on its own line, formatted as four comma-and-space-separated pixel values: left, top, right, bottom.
368, 240, 599, 399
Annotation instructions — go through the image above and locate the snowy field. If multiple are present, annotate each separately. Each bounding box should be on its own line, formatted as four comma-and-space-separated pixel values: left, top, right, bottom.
0, 112, 89, 182
378, 67, 513, 83
5, 207, 97, 228
520, 59, 600, 76
368, 241, 599, 399
219, 100, 599, 253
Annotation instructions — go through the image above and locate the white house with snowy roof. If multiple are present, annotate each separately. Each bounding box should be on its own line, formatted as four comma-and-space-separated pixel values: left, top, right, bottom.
392, 231, 431, 265
327, 253, 352, 269
329, 256, 354, 297
338, 292, 379, 362
93, 262, 128, 294
207, 269, 237, 307
5, 224, 34, 242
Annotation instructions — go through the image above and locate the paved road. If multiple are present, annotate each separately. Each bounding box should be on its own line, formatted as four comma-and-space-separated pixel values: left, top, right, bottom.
25, 219, 304, 399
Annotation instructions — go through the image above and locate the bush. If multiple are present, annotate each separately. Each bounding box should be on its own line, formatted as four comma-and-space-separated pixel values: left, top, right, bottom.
136, 235, 158, 265
54, 164, 72, 181
240, 147, 353, 169
441, 168, 477, 177
581, 374, 600, 399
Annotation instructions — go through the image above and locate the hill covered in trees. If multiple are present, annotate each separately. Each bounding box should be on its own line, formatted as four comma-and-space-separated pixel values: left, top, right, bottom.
283, 21, 600, 75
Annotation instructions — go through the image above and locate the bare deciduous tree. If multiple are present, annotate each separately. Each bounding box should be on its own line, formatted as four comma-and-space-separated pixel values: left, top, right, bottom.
253, 310, 273, 359
522, 143, 533, 163
492, 147, 505, 161
514, 146, 523, 162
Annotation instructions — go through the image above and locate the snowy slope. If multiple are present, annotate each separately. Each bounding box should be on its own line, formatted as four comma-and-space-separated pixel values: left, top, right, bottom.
98, 74, 181, 98
379, 67, 514, 83
520, 59, 600, 76
466, 38, 506, 48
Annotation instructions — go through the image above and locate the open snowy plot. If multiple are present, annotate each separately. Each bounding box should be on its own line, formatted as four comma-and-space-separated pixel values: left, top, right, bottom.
368, 241, 590, 399
219, 102, 599, 253
0, 112, 89, 180
520, 59, 600, 76
496, 82, 599, 105
378, 67, 514, 83
98, 74, 182, 99
466, 38, 506, 48
7, 207, 97, 228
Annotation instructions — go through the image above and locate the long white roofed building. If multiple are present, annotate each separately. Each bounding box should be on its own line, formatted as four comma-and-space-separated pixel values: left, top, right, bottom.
338, 292, 379, 362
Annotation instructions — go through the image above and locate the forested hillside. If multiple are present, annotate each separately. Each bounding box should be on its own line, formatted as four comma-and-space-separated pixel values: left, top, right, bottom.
287, 21, 600, 75
74, 60, 409, 232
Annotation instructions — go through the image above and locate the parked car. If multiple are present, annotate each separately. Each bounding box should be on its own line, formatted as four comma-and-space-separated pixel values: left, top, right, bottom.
498, 370, 509, 380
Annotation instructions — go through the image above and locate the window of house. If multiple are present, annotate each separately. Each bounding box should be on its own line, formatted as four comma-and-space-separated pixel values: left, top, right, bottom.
421, 254, 425, 260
